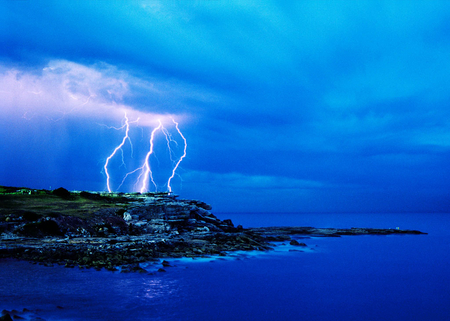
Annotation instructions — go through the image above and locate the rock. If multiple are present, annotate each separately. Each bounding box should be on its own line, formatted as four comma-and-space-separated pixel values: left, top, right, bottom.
196, 226, 210, 233
162, 260, 171, 267
123, 212, 132, 221
289, 240, 307, 246
17, 220, 63, 237
222, 219, 234, 227
0, 314, 13, 321
266, 235, 290, 242
188, 200, 212, 210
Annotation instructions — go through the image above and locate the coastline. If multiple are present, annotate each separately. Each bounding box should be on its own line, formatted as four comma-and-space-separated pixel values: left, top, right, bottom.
0, 186, 426, 272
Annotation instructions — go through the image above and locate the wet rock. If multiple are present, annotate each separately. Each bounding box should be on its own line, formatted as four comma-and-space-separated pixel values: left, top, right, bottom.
266, 235, 290, 242
120, 263, 146, 273
131, 264, 147, 273
289, 240, 307, 246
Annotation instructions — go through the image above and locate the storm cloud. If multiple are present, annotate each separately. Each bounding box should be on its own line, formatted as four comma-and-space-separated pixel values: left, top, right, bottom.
1, 1, 450, 212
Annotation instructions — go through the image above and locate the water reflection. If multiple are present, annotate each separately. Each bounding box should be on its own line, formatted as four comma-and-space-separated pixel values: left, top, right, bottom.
142, 278, 179, 300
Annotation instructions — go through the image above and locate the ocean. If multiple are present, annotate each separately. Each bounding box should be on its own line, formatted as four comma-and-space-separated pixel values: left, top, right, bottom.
1, 213, 449, 321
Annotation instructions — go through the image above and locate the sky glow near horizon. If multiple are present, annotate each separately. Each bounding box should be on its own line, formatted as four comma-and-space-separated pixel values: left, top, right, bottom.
1, 1, 450, 213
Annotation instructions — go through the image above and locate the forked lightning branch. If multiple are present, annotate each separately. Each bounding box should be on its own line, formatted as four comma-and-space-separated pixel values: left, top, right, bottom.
103, 113, 187, 194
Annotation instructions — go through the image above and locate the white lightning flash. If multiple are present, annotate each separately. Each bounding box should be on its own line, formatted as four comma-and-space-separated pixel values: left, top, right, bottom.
167, 118, 187, 193
104, 116, 187, 194
138, 120, 163, 193
103, 112, 137, 193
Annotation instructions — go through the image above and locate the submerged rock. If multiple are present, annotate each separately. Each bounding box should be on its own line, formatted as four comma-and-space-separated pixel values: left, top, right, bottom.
289, 240, 307, 246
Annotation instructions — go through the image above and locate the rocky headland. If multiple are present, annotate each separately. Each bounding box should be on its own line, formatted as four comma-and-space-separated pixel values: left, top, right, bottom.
0, 186, 427, 272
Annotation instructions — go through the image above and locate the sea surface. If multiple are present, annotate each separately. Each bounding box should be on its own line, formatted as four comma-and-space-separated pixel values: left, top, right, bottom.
1, 213, 449, 321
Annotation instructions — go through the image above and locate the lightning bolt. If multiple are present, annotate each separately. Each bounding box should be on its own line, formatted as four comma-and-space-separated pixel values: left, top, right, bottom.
116, 167, 141, 191
167, 118, 187, 193
138, 120, 163, 193
103, 116, 187, 194
103, 112, 136, 193
161, 125, 178, 163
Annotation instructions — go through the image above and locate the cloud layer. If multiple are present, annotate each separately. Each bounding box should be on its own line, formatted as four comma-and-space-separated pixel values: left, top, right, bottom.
2, 1, 450, 212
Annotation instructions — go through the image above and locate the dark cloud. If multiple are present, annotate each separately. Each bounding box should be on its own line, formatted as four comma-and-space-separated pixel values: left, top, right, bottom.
1, 1, 450, 212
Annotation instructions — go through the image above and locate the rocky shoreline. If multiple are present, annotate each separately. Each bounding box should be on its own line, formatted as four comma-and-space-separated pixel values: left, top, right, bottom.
0, 187, 427, 272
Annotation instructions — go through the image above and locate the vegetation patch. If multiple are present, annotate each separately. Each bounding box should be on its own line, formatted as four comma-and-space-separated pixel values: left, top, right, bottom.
0, 186, 130, 220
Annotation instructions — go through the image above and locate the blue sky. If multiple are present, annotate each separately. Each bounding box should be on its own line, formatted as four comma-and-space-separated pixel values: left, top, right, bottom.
1, 1, 450, 213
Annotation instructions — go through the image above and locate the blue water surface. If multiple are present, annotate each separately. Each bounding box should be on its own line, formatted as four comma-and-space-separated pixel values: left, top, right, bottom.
1, 213, 449, 321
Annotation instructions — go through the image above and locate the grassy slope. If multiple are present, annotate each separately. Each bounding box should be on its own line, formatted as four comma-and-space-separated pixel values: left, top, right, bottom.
0, 186, 130, 220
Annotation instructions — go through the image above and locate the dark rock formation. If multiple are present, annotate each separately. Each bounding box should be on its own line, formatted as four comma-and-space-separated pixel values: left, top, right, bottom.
247, 226, 427, 237
1, 308, 44, 321
289, 240, 307, 246
17, 220, 63, 237
0, 313, 13, 321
